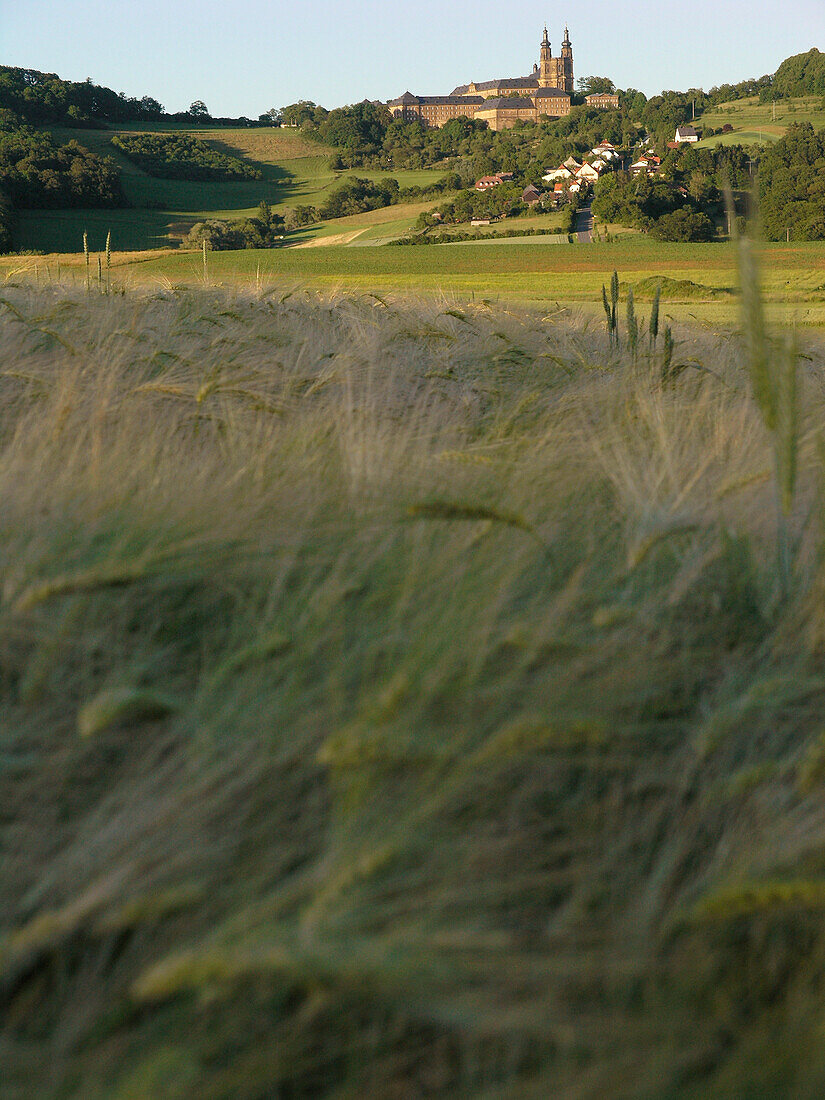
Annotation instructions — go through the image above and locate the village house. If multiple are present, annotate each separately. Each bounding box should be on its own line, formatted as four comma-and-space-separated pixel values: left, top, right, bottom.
522, 184, 543, 204
475, 175, 506, 190
675, 124, 699, 143
576, 162, 601, 182
630, 153, 661, 176
592, 141, 619, 160
542, 165, 573, 182
585, 91, 620, 109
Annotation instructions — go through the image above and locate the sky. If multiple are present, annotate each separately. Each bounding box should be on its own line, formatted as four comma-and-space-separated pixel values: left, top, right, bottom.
3, 0, 825, 117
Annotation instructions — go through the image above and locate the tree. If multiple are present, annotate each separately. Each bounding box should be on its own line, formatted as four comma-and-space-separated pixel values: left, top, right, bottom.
188, 100, 209, 119
649, 208, 714, 241
577, 76, 615, 97
281, 101, 323, 127
140, 96, 165, 117
258, 107, 281, 126
758, 122, 825, 240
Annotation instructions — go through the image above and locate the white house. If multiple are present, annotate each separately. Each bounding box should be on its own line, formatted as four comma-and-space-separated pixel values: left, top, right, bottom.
675, 125, 699, 143
592, 142, 619, 160
542, 165, 573, 183
576, 162, 601, 182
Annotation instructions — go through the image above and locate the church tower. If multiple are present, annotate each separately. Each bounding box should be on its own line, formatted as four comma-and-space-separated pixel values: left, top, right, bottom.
539, 26, 554, 88
560, 25, 574, 94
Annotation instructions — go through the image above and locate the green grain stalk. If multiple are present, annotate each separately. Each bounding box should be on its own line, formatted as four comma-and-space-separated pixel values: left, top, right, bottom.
626, 287, 638, 361
661, 324, 674, 382
728, 188, 800, 596
610, 269, 620, 348
649, 281, 661, 349
601, 284, 612, 342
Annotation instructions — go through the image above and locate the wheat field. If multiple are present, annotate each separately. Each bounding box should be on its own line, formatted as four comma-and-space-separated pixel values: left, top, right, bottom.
2, 274, 825, 1097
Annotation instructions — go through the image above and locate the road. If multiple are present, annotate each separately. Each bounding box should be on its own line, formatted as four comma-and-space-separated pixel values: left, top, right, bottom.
574, 204, 593, 243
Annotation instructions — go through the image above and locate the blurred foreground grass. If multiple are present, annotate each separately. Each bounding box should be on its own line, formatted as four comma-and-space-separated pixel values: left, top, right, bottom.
2, 280, 825, 1097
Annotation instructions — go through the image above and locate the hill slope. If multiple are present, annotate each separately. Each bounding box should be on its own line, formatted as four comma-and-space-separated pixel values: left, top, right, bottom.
10, 126, 449, 253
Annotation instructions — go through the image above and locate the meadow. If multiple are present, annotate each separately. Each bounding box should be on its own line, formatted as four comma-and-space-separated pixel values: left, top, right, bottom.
697, 94, 825, 146
4, 256, 825, 1096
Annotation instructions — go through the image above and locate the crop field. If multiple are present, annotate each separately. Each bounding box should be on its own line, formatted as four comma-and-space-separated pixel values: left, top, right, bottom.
697, 94, 825, 146
4, 258, 825, 1096
19, 127, 449, 253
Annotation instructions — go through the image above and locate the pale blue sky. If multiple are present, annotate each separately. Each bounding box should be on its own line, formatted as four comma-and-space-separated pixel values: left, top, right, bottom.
3, 0, 824, 116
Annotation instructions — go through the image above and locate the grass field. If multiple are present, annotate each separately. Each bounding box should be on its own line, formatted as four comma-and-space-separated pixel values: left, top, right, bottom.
64, 237, 825, 327
697, 94, 825, 146
15, 127, 450, 253
5, 268, 825, 1096
6, 237, 825, 327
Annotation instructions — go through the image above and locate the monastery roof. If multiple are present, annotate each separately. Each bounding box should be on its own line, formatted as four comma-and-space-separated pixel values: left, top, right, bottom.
388, 92, 484, 106
534, 87, 570, 99
451, 75, 537, 95
476, 96, 536, 111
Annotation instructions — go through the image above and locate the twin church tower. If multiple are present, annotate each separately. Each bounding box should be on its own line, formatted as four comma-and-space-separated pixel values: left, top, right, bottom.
538, 25, 574, 94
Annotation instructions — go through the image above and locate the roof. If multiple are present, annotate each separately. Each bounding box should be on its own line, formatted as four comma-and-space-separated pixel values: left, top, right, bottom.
676, 125, 698, 138
389, 92, 484, 106
476, 96, 535, 111
522, 184, 542, 197
534, 87, 570, 99
451, 74, 538, 95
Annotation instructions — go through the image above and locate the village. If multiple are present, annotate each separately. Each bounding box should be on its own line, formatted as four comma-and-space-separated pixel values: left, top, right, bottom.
464, 124, 700, 226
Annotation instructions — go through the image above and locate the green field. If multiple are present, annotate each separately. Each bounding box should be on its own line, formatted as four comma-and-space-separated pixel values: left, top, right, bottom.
14, 127, 450, 253
698, 94, 825, 146
8, 237, 825, 328
115, 237, 825, 327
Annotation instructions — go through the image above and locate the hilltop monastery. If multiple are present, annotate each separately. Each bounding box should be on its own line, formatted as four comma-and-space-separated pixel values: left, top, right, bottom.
388, 27, 619, 132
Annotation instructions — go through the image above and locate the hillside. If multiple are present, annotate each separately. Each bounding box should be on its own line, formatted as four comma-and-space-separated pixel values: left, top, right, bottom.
11, 126, 449, 253
698, 94, 825, 146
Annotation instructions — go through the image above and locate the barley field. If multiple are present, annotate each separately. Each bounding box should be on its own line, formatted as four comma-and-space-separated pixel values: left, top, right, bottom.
2, 264, 825, 1097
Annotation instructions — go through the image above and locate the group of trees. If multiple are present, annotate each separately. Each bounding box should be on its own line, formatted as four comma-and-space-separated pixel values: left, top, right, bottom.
592, 170, 716, 241
763, 49, 825, 101
0, 123, 124, 210
758, 122, 825, 240
416, 181, 570, 231
111, 133, 262, 182
0, 65, 165, 127
182, 200, 285, 250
